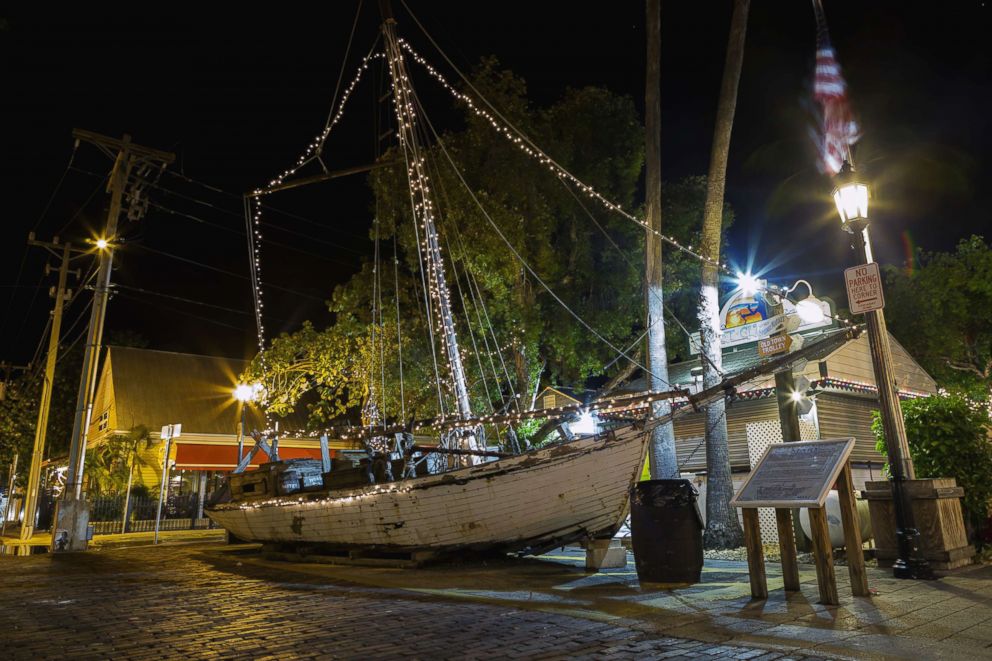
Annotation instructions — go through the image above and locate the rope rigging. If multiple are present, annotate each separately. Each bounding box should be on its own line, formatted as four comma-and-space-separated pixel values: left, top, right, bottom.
237, 5, 861, 457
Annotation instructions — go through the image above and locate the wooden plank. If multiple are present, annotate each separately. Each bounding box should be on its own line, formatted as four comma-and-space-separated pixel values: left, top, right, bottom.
742, 508, 768, 599
775, 508, 800, 591
836, 463, 870, 597
809, 507, 839, 605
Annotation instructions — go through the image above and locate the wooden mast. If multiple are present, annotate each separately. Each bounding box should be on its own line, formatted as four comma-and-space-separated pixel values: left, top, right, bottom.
378, 0, 481, 459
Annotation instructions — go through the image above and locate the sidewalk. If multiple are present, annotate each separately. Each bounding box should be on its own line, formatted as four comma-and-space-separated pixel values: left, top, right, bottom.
240, 545, 992, 659
0, 527, 225, 554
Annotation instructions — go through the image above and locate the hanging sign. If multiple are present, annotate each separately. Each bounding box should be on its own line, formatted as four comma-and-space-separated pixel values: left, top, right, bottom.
845, 263, 884, 314
689, 293, 832, 354
757, 335, 791, 357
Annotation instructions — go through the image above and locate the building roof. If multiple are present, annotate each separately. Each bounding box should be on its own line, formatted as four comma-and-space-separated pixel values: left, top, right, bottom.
621, 327, 937, 398
104, 346, 308, 436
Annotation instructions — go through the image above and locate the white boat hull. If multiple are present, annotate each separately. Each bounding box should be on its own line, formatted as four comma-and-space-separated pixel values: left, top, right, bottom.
207, 424, 648, 555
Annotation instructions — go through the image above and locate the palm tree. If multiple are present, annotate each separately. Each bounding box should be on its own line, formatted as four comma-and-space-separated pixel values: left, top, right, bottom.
83, 426, 154, 497
699, 0, 750, 549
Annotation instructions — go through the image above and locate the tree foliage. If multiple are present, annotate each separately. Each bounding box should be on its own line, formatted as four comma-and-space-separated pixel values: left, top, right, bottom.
884, 235, 992, 400
246, 60, 730, 434
872, 394, 992, 541
84, 425, 156, 497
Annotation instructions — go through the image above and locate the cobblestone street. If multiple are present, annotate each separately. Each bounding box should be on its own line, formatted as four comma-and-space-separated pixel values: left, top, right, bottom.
0, 542, 808, 660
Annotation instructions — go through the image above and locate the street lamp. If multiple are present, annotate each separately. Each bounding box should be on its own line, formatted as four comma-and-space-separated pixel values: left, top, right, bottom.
832, 161, 932, 580
233, 383, 263, 465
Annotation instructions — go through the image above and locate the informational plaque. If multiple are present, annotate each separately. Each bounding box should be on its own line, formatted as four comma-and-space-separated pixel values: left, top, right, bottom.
730, 438, 855, 509
845, 262, 884, 314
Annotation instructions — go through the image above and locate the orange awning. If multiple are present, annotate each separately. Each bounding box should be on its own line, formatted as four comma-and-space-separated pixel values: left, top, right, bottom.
174, 443, 334, 472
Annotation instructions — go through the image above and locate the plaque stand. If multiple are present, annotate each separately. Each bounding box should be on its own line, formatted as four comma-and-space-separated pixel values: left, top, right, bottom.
740, 462, 869, 605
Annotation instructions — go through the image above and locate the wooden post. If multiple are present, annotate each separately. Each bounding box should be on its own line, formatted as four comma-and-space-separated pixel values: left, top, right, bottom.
808, 507, 839, 605
742, 508, 767, 599
775, 508, 801, 591
836, 463, 870, 596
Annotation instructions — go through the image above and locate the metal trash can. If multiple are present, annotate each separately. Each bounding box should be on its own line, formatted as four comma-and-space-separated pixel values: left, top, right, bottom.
630, 479, 704, 584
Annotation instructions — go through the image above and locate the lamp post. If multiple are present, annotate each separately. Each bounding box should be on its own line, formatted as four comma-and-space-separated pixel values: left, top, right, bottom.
233, 383, 262, 465
833, 162, 932, 579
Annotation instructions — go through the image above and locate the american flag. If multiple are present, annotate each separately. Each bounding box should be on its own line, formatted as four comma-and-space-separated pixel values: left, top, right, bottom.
812, 1, 859, 174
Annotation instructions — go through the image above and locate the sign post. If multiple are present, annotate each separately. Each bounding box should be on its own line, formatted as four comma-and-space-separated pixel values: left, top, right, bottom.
731, 438, 869, 604
154, 424, 181, 544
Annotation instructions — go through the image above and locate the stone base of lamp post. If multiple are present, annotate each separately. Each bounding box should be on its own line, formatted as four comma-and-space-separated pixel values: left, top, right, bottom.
864, 478, 974, 571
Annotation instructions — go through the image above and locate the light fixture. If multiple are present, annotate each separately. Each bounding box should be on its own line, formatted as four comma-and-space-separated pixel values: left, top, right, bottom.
95, 238, 109, 250
795, 297, 826, 325
735, 271, 762, 297
234, 383, 263, 403
782, 279, 826, 325
832, 161, 869, 229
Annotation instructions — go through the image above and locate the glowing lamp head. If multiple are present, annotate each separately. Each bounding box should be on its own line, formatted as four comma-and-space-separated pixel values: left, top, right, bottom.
735, 272, 762, 297
234, 383, 262, 403
95, 238, 109, 250
832, 162, 869, 228
789, 391, 804, 403
795, 297, 826, 325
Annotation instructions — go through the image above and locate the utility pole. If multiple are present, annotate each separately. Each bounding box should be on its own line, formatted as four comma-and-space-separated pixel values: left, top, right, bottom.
644, 0, 678, 478
18, 236, 80, 553
55, 130, 174, 552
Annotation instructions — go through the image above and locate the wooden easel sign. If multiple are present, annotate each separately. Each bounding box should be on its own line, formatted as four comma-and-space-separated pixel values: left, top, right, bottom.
730, 438, 869, 605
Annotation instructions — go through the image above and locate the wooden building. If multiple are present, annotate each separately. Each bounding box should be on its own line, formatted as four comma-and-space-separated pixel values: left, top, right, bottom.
620, 293, 937, 493
87, 346, 353, 491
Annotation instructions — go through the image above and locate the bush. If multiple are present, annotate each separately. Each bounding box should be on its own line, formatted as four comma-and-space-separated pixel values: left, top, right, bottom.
872, 394, 992, 543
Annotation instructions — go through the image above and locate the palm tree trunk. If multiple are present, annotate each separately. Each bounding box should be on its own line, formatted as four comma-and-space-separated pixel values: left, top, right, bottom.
700, 0, 750, 549
645, 0, 678, 478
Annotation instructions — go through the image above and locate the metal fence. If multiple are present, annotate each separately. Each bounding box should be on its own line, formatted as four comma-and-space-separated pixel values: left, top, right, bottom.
88, 494, 216, 535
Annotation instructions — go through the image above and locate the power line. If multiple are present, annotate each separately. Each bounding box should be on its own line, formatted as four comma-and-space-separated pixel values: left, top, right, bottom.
114, 291, 248, 332
163, 168, 369, 240
74, 164, 371, 253
112, 283, 253, 317
129, 244, 327, 302
144, 200, 359, 267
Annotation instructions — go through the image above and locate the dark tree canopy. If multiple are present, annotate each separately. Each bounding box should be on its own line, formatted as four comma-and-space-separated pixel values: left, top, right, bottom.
884, 235, 992, 400
246, 60, 731, 435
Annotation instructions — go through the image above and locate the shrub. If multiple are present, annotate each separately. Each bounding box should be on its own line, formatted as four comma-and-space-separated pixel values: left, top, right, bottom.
872, 394, 992, 543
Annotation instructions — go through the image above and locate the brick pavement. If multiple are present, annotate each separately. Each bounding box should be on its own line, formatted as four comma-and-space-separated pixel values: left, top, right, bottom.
0, 543, 819, 661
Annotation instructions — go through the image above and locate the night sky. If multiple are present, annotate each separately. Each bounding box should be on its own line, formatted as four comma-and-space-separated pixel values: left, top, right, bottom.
2, 2, 989, 367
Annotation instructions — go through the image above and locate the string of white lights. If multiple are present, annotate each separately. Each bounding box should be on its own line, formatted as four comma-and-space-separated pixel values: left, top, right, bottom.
262, 50, 385, 194
397, 38, 732, 275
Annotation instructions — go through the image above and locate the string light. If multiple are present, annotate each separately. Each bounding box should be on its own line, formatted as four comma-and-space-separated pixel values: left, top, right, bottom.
259, 52, 387, 195
397, 38, 732, 274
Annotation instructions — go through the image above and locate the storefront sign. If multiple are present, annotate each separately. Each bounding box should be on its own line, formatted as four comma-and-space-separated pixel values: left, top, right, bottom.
689, 292, 832, 354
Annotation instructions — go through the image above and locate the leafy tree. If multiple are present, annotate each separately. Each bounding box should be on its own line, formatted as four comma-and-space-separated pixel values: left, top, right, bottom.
872, 394, 992, 543
0, 376, 36, 473
884, 235, 992, 401
246, 60, 730, 443
84, 426, 157, 496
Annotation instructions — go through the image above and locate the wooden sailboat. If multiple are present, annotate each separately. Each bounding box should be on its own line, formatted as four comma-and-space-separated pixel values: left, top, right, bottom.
208, 422, 648, 557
